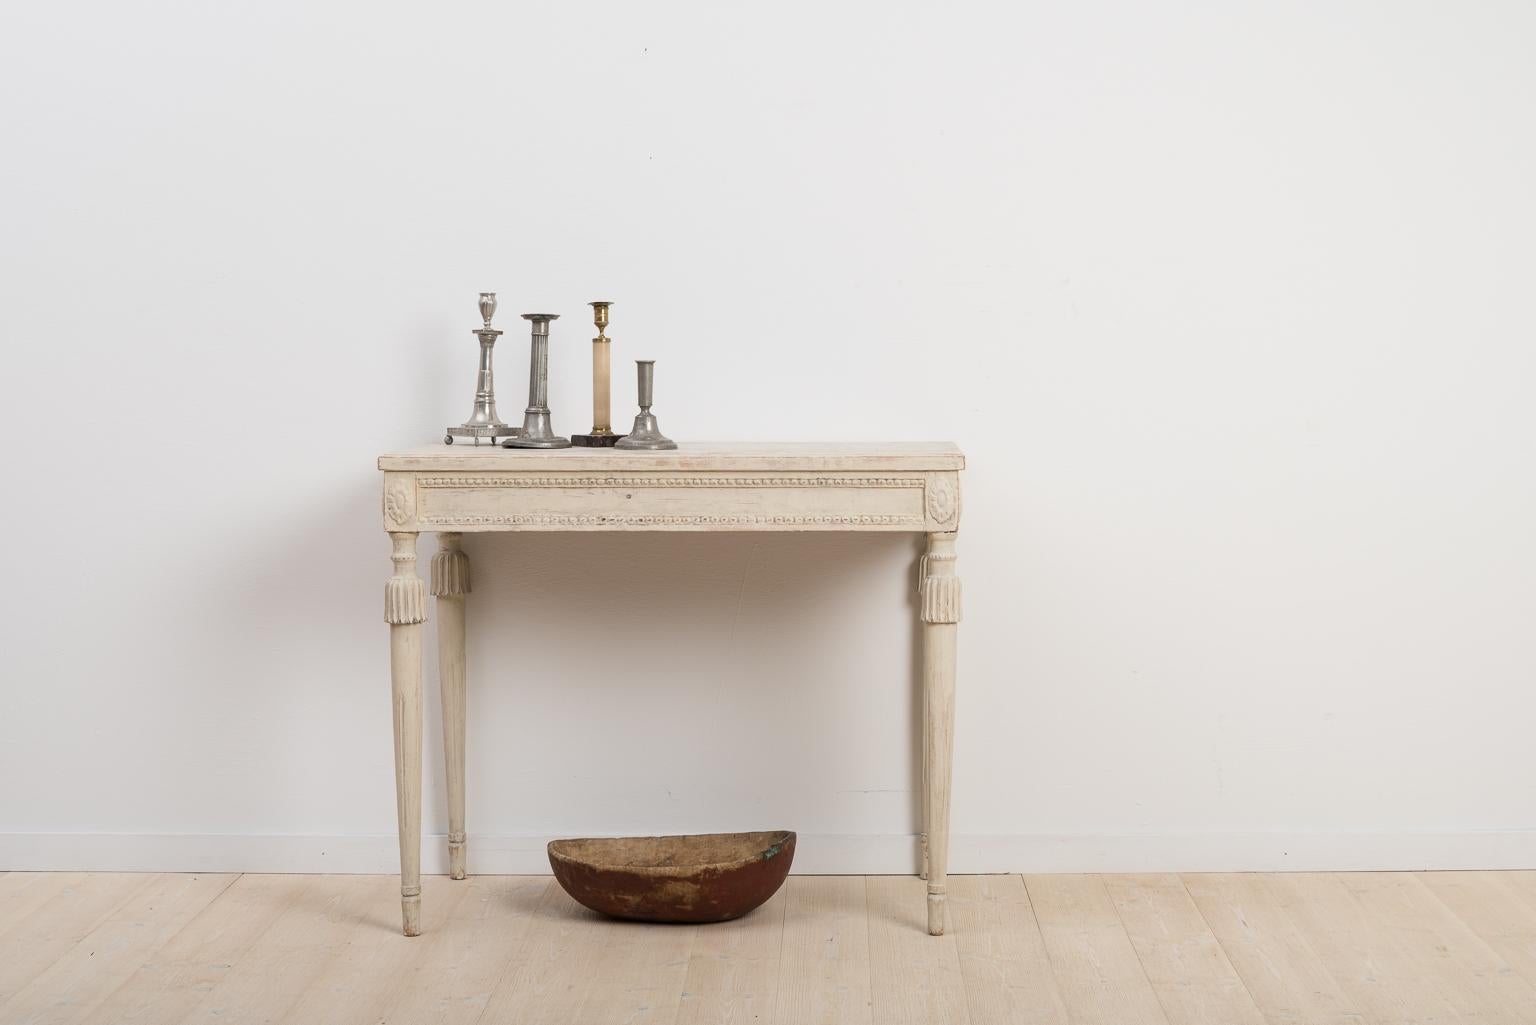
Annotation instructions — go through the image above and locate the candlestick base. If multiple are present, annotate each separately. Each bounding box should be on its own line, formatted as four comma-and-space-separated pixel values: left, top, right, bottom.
445, 425, 523, 445
502, 411, 571, 448
571, 432, 624, 448
614, 412, 676, 450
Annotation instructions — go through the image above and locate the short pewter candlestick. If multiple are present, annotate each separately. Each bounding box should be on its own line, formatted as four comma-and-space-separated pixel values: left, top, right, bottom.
614, 360, 676, 450
571, 301, 623, 447
445, 292, 521, 445
502, 313, 571, 448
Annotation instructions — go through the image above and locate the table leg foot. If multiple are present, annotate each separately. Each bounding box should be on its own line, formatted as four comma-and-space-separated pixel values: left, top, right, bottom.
927, 888, 947, 936
402, 886, 422, 936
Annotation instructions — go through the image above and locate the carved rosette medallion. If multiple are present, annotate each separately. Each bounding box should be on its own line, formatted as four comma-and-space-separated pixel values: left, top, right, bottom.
384, 477, 415, 528
926, 475, 958, 528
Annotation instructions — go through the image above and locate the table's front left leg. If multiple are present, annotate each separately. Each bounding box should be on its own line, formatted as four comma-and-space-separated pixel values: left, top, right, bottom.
386, 531, 427, 936
432, 532, 470, 881
921, 531, 960, 936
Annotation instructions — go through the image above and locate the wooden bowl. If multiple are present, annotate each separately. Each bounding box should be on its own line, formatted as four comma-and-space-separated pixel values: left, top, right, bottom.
547, 830, 796, 923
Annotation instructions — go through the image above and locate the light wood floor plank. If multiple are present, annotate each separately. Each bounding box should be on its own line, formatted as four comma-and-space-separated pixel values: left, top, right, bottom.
479, 886, 696, 1025
564, 901, 696, 1024
0, 874, 79, 936
171, 874, 385, 1025
1104, 874, 1267, 1025
76, 874, 314, 1025
1269, 872, 1506, 1025
1024, 874, 1169, 1025
0, 873, 156, 1005
1181, 873, 1367, 1025
0, 872, 235, 1025
1420, 871, 1536, 993
470, 885, 592, 1025
948, 875, 1069, 1025
675, 887, 787, 1025
377, 876, 551, 1025
1339, 872, 1536, 1025
280, 874, 464, 1025
1495, 871, 1536, 913
867, 876, 971, 1025
1, 870, 1533, 1024
771, 876, 874, 1025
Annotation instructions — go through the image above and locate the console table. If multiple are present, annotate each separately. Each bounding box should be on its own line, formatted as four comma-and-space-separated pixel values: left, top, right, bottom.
378, 442, 964, 935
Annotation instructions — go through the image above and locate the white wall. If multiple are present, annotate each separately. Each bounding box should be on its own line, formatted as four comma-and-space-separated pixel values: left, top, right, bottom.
3, 0, 1534, 874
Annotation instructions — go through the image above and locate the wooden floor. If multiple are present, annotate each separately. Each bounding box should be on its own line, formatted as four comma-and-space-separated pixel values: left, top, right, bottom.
3, 872, 1536, 1024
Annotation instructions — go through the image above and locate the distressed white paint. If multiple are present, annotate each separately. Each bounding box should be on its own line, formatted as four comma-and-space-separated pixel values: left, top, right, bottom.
430, 532, 470, 882
383, 447, 963, 933
3, 1, 1536, 873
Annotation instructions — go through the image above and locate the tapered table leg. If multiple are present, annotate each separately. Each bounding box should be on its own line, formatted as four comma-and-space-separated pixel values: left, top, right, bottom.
386, 532, 426, 936
920, 622, 930, 882
432, 532, 470, 881
920, 531, 960, 936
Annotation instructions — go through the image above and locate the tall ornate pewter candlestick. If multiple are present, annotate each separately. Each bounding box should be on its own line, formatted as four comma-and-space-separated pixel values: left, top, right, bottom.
614, 360, 677, 450
502, 313, 572, 448
571, 301, 623, 447
445, 292, 521, 445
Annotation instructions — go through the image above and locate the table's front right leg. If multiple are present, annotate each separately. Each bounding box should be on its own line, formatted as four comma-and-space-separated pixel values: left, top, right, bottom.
386, 531, 426, 936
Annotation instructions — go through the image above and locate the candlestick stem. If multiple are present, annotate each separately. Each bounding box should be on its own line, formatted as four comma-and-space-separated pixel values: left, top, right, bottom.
637, 360, 654, 410
502, 313, 572, 449
593, 338, 612, 433
573, 300, 623, 447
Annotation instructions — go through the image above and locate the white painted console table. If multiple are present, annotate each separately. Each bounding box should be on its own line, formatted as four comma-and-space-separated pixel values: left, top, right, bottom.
378, 442, 964, 936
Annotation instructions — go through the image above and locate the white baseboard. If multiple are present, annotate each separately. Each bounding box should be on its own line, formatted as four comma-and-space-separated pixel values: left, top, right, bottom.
3, 831, 1535, 874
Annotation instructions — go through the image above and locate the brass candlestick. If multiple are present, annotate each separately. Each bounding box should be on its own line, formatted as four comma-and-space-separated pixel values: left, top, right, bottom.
445, 292, 521, 445
572, 301, 623, 447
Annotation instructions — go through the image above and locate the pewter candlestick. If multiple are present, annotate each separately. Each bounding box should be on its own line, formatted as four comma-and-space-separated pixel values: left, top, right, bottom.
614, 360, 677, 450
572, 301, 623, 447
502, 313, 571, 448
445, 292, 521, 445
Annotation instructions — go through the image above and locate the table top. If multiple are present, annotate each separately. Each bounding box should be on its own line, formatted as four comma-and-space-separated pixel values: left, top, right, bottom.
379, 441, 965, 473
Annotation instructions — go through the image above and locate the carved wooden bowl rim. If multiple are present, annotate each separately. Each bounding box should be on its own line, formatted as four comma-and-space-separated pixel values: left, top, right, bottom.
547, 829, 795, 878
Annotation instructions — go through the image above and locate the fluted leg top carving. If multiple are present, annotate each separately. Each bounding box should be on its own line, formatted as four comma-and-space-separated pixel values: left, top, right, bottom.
431, 532, 472, 597
920, 532, 962, 624
386, 532, 427, 625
